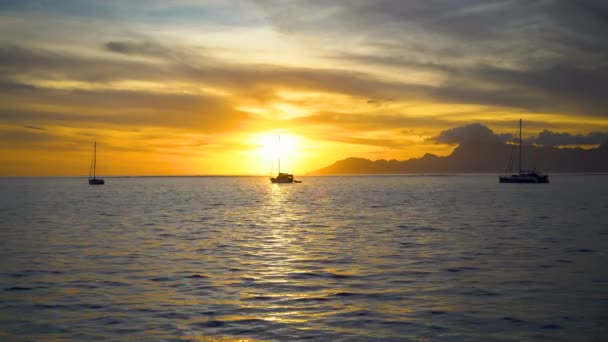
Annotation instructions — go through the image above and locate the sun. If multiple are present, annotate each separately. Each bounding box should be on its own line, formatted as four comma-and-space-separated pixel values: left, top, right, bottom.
250, 133, 301, 173
254, 133, 299, 159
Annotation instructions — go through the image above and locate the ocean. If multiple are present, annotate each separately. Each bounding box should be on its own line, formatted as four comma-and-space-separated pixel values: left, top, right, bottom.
1, 175, 607, 341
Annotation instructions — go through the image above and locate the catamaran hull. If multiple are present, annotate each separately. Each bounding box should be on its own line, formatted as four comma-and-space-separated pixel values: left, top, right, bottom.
499, 175, 549, 183
270, 178, 294, 183
89, 178, 105, 185
499, 120, 549, 184
270, 172, 300, 183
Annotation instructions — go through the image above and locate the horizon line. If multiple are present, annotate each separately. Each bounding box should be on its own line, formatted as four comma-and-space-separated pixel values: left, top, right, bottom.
2, 172, 608, 179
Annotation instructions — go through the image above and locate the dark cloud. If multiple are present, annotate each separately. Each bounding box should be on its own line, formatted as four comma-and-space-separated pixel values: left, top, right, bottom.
0, 80, 37, 91
0, 128, 74, 149
110, 42, 421, 101
432, 123, 512, 145
339, 1, 532, 41
330, 53, 608, 116
172, 60, 430, 101
260, 0, 608, 55
0, 130, 54, 143
0, 0, 116, 18
260, 1, 608, 117
443, 62, 608, 116
529, 130, 608, 146
23, 125, 45, 130
432, 123, 608, 147
3, 39, 606, 119
0, 43, 437, 109
367, 98, 395, 104
331, 52, 450, 73
104, 41, 176, 60
0, 44, 171, 83
332, 52, 608, 117
328, 54, 608, 116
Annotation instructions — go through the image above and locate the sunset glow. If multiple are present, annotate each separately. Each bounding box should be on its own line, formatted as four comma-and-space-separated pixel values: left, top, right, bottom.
1, 1, 607, 176
251, 133, 301, 175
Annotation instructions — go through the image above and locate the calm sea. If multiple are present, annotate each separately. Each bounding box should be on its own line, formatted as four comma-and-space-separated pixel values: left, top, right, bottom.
1, 175, 607, 341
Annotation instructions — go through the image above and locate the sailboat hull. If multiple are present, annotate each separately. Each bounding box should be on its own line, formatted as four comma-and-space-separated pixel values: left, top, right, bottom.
89, 178, 105, 185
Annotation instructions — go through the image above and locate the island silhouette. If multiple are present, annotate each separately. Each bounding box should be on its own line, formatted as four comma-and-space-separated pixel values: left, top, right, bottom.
311, 141, 608, 175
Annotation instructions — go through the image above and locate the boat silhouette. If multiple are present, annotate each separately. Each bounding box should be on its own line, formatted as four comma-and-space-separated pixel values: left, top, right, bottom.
88, 141, 105, 185
269, 136, 301, 183
499, 119, 549, 183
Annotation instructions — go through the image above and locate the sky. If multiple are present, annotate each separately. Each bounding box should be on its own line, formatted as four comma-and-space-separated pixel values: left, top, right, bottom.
1, 0, 607, 176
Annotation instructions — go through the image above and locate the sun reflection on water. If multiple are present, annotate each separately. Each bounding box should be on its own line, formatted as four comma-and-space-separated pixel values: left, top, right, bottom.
2, 176, 605, 340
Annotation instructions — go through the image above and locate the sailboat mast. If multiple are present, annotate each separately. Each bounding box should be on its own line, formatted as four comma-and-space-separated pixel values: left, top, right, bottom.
518, 119, 522, 173
278, 136, 281, 174
93, 141, 97, 179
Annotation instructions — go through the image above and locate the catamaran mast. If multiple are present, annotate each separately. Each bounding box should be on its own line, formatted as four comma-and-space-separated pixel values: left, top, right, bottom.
518, 119, 522, 174
278, 136, 281, 174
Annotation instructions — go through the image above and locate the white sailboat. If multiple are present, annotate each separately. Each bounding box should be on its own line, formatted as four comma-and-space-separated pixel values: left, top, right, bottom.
88, 141, 105, 185
499, 119, 549, 183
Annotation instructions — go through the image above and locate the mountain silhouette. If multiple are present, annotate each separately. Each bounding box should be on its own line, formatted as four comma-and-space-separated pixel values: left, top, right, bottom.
311, 142, 608, 174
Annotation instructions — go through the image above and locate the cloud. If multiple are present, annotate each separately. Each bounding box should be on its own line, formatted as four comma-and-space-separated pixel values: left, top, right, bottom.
1, 87, 250, 132
258, 1, 608, 56
0, 127, 74, 149
441, 62, 608, 116
23, 125, 45, 130
332, 52, 608, 117
2, 1, 608, 166
432, 123, 511, 145
0, 44, 171, 83
0, 0, 116, 18
432, 124, 608, 147
291, 111, 459, 133
104, 41, 171, 58
325, 135, 413, 149
529, 130, 608, 146
0, 80, 37, 91
258, 1, 608, 117
0, 43, 426, 99
3, 28, 608, 122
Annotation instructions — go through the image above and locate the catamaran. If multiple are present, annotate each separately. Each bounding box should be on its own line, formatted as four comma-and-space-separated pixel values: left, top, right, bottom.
88, 141, 105, 185
269, 136, 301, 184
499, 119, 549, 183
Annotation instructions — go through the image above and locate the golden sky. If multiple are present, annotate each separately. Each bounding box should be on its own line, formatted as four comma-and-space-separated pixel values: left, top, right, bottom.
1, 1, 607, 176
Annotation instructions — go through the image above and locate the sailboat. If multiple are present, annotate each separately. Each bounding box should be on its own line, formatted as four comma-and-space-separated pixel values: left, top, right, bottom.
88, 141, 105, 185
499, 119, 549, 183
269, 136, 301, 184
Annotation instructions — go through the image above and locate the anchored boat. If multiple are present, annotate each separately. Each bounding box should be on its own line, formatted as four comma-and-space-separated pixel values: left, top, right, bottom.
88, 141, 105, 185
269, 136, 301, 184
499, 119, 549, 184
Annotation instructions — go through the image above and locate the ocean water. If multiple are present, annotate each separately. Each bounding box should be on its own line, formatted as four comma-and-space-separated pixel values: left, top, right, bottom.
0, 175, 607, 341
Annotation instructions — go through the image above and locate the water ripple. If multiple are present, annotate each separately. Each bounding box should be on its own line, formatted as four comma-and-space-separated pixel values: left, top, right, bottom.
0, 175, 607, 340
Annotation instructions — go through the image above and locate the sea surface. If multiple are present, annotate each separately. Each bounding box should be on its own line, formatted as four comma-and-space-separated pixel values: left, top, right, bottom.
1, 175, 607, 341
